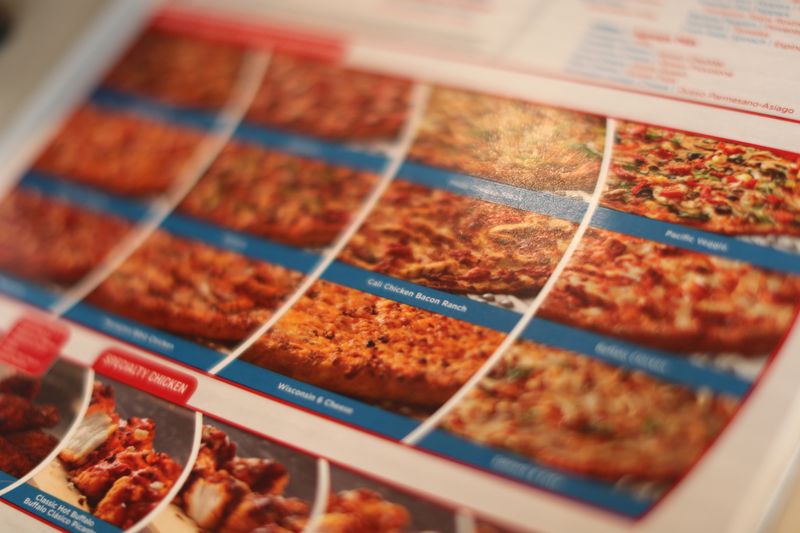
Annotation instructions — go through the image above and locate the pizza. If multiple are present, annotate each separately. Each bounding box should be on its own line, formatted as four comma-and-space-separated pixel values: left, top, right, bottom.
0, 188, 131, 285
104, 28, 245, 111
242, 280, 504, 409
408, 87, 605, 193
34, 105, 206, 197
340, 179, 577, 295
246, 53, 412, 141
88, 230, 303, 342
442, 340, 738, 481
602, 122, 800, 235
179, 141, 378, 248
540, 228, 800, 355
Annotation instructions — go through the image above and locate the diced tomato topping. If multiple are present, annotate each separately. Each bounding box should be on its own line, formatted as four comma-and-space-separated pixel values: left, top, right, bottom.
710, 170, 728, 179
717, 142, 745, 155
693, 161, 707, 170
668, 164, 692, 176
700, 185, 712, 200
766, 194, 783, 207
655, 148, 673, 159
660, 189, 686, 200
725, 174, 738, 184
773, 210, 796, 223
631, 182, 648, 195
628, 124, 648, 138
743, 178, 758, 189
612, 165, 639, 180
685, 178, 698, 187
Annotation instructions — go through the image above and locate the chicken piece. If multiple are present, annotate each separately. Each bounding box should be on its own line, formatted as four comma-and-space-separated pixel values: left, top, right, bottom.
318, 489, 411, 533
73, 449, 162, 505
183, 469, 249, 530
203, 425, 237, 467
58, 410, 118, 468
0, 435, 37, 478
0, 375, 40, 400
0, 393, 58, 432
69, 416, 156, 475
94, 459, 181, 529
219, 492, 308, 533
87, 382, 117, 418
6, 429, 59, 465
226, 457, 288, 495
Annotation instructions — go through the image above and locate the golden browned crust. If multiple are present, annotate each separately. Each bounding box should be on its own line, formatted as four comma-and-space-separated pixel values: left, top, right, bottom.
34, 105, 206, 197
104, 28, 244, 111
540, 228, 800, 355
179, 142, 378, 247
602, 122, 800, 235
246, 53, 412, 141
88, 231, 303, 341
243, 280, 504, 408
443, 340, 738, 481
408, 87, 605, 192
0, 189, 132, 285
340, 179, 577, 295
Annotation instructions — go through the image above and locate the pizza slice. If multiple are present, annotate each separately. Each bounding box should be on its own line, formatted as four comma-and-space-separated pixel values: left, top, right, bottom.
34, 105, 206, 197
242, 280, 504, 409
179, 141, 378, 248
104, 28, 245, 111
443, 340, 738, 481
602, 122, 800, 236
408, 87, 605, 192
340, 179, 577, 295
88, 230, 303, 341
246, 53, 412, 141
0, 189, 131, 285
540, 228, 800, 355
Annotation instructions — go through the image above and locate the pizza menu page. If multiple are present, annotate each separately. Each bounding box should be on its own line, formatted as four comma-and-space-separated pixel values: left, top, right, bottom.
0, 2, 797, 533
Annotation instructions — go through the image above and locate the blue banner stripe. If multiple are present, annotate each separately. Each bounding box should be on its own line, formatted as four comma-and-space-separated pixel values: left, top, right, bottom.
521, 319, 751, 397
322, 261, 522, 333
64, 303, 224, 372
0, 272, 62, 310
91, 86, 218, 131
162, 214, 321, 274
20, 171, 151, 222
218, 360, 419, 440
234, 123, 388, 174
4, 482, 121, 532
0, 470, 15, 490
593, 207, 800, 274
418, 429, 651, 518
398, 162, 588, 223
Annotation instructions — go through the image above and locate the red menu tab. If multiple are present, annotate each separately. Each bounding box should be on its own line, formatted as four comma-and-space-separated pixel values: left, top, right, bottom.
0, 316, 68, 376
94, 349, 197, 405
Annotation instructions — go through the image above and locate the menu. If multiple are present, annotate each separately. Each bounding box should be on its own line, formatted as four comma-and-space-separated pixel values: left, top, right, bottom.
0, 1, 797, 532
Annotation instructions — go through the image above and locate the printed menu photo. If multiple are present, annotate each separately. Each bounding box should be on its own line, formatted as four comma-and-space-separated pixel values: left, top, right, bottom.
421, 335, 739, 517
416, 132, 800, 517
0, 358, 87, 485
321, 464, 457, 533
218, 83, 609, 441
0, 99, 210, 310
22, 373, 197, 532
146, 416, 318, 533
601, 122, 800, 251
